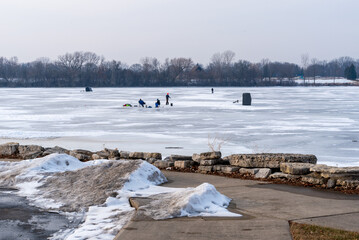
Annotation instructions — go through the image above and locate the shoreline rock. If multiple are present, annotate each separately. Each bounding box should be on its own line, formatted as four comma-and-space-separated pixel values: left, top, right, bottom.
0, 142, 358, 193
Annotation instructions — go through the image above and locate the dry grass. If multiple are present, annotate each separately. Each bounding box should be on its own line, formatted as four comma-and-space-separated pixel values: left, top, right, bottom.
207, 134, 230, 152
290, 222, 359, 240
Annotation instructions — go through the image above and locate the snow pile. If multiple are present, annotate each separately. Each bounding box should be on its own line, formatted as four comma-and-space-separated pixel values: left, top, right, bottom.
0, 154, 92, 188
57, 197, 135, 240
178, 183, 237, 217
0, 154, 239, 240
126, 183, 240, 220
122, 160, 168, 192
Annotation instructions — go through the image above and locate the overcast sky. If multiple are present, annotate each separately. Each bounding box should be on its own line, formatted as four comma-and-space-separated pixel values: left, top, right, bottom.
0, 0, 358, 65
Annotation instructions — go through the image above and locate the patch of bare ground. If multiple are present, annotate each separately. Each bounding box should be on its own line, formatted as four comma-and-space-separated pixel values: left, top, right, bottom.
290, 222, 359, 240
39, 160, 142, 212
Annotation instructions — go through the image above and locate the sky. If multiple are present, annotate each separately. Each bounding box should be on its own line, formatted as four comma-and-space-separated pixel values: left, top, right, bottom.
0, 0, 358, 65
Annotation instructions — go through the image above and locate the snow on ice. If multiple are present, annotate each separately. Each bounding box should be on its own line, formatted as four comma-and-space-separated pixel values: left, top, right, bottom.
0, 87, 359, 166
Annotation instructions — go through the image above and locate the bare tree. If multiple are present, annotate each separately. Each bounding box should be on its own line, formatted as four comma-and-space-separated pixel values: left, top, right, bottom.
301, 53, 309, 84
311, 58, 318, 84
222, 50, 236, 66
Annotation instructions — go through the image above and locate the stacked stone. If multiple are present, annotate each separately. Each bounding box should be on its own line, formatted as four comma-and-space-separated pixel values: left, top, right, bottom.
0, 142, 163, 163
153, 154, 183, 168
170, 155, 194, 169
1, 141, 358, 190
227, 153, 317, 179
308, 165, 359, 189
197, 151, 224, 173
0, 142, 47, 160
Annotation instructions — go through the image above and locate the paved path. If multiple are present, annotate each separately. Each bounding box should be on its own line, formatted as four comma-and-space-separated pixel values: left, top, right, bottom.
116, 171, 359, 240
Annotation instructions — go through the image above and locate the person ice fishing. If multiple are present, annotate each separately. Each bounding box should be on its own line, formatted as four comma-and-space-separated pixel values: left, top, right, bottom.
155, 99, 161, 108
138, 99, 146, 107
211, 88, 214, 94
165, 93, 171, 105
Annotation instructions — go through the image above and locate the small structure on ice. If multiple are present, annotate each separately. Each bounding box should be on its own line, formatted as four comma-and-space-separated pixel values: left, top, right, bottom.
85, 86, 93, 92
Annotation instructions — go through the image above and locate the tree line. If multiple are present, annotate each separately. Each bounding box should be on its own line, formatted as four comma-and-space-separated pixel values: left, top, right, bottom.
0, 51, 357, 87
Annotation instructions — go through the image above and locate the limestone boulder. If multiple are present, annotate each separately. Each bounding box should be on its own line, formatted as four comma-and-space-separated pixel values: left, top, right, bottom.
254, 168, 272, 179
69, 149, 93, 161
239, 168, 259, 175
144, 152, 162, 160
169, 155, 192, 161
154, 161, 174, 168
95, 149, 120, 159
129, 152, 145, 159
174, 160, 193, 169
213, 165, 225, 172
198, 166, 213, 173
311, 165, 359, 174
18, 145, 45, 159
146, 158, 158, 164
327, 179, 336, 188
200, 159, 219, 166
336, 179, 359, 188
42, 146, 69, 156
120, 151, 130, 159
0, 142, 19, 158
301, 173, 325, 185
280, 162, 315, 175
310, 165, 359, 179
104, 148, 120, 159
228, 153, 317, 168
218, 158, 230, 165
221, 166, 240, 174
269, 172, 300, 180
192, 153, 201, 163
269, 172, 290, 179
199, 151, 221, 160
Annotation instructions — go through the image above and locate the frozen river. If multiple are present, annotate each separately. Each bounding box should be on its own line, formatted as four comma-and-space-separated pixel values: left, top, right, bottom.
0, 87, 359, 167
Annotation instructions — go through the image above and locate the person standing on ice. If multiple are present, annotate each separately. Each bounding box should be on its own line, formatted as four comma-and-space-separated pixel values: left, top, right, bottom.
211, 88, 214, 94
165, 93, 171, 105
138, 99, 146, 107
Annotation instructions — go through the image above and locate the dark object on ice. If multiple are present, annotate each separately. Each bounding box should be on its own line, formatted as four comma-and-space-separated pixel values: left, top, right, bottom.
166, 93, 171, 105
170, 103, 173, 106
233, 100, 239, 103
85, 86, 93, 92
211, 88, 214, 94
155, 99, 160, 108
139, 99, 146, 107
242, 93, 252, 105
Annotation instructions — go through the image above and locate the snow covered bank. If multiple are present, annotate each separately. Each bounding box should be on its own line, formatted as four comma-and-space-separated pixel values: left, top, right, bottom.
0, 154, 239, 240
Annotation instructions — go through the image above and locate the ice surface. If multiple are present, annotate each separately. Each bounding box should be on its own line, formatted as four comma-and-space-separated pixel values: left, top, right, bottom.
1, 87, 359, 166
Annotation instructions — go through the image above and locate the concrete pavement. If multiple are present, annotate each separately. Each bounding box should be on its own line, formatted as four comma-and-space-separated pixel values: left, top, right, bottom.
116, 171, 359, 240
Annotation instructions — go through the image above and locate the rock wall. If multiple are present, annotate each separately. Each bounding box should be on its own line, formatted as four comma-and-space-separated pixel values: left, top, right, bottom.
0, 142, 358, 191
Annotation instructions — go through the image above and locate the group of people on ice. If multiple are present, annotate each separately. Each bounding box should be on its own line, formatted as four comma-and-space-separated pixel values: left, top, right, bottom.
125, 89, 216, 108
137, 93, 171, 108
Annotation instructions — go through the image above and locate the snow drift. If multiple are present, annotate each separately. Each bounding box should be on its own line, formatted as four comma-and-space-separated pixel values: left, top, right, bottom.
0, 154, 239, 240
